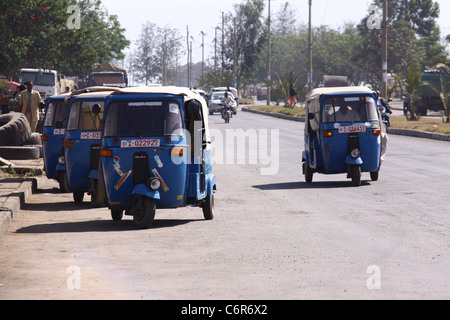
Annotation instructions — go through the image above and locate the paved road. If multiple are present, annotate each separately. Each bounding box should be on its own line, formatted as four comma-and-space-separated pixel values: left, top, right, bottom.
1, 110, 450, 300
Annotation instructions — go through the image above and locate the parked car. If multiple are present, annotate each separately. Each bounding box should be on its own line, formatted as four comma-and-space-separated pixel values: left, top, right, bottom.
208, 91, 237, 115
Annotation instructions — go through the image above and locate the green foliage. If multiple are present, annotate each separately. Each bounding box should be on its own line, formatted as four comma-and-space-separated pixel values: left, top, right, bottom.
0, 0, 129, 78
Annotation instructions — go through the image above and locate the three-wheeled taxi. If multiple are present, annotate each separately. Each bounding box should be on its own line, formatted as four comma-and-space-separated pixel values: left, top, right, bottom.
63, 87, 117, 204
98, 86, 216, 229
302, 87, 388, 186
41, 93, 71, 192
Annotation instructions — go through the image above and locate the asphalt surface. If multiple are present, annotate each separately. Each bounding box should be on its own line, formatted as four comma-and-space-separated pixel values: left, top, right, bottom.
1, 109, 450, 300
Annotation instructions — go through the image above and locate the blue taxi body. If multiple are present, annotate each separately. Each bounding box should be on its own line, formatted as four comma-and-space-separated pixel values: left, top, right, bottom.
41, 94, 70, 191
99, 87, 216, 228
302, 87, 387, 186
63, 89, 115, 203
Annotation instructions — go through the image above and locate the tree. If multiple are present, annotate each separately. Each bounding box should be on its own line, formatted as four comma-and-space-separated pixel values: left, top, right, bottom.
403, 62, 423, 120
132, 23, 183, 85
131, 22, 159, 85
0, 0, 129, 78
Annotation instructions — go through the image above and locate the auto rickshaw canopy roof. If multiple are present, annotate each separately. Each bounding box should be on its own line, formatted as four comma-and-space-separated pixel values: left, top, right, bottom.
307, 86, 375, 103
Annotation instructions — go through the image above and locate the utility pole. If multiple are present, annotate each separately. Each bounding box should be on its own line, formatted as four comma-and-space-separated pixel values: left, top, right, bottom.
201, 31, 206, 78
266, 0, 271, 106
381, 0, 388, 99
186, 26, 190, 87
308, 0, 313, 92
234, 18, 237, 89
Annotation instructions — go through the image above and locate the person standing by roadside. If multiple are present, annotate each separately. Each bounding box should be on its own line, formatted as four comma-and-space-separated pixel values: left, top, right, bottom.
287, 83, 297, 109
19, 81, 42, 132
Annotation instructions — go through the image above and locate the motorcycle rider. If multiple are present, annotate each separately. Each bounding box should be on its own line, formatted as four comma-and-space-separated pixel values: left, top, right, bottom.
221, 92, 233, 118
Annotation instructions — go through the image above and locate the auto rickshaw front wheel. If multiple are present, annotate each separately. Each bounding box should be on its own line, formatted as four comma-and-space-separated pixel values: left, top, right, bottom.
350, 165, 361, 186
303, 162, 313, 183
131, 195, 156, 229
111, 208, 123, 221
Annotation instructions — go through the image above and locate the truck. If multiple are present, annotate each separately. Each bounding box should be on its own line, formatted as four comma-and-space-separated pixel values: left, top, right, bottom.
87, 61, 128, 87
322, 75, 350, 87
404, 70, 450, 116
18, 68, 75, 101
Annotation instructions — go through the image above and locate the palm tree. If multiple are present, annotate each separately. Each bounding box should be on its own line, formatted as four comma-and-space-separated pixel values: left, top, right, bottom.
403, 62, 423, 121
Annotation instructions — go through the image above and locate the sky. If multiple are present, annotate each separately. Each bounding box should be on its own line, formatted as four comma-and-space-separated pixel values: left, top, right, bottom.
99, 0, 450, 65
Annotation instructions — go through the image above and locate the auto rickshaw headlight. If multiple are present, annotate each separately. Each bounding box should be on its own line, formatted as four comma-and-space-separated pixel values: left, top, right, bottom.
350, 148, 361, 159
147, 177, 161, 191
58, 156, 65, 165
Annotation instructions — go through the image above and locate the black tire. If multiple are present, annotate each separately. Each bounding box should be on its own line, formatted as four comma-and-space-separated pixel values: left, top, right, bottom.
0, 113, 31, 146
24, 132, 42, 145
58, 171, 71, 193
304, 162, 313, 183
202, 193, 214, 220
370, 171, 379, 181
351, 165, 361, 186
132, 195, 156, 229
73, 191, 84, 203
0, 146, 39, 160
111, 208, 123, 221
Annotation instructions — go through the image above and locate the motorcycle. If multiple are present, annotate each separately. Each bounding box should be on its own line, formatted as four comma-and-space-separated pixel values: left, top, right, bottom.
380, 98, 392, 128
221, 102, 232, 123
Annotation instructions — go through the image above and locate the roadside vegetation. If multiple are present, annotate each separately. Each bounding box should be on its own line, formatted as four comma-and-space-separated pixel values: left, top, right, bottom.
245, 104, 450, 135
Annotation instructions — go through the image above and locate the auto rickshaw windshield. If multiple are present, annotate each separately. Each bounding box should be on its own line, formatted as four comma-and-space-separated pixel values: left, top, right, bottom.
322, 96, 378, 123
44, 100, 68, 127
103, 100, 184, 137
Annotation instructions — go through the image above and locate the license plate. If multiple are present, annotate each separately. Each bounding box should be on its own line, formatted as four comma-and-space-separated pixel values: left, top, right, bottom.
80, 132, 101, 139
120, 139, 160, 148
53, 128, 66, 135
338, 125, 366, 134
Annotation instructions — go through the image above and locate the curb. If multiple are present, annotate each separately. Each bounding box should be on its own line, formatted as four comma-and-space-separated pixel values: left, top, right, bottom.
0, 178, 37, 236
241, 107, 450, 142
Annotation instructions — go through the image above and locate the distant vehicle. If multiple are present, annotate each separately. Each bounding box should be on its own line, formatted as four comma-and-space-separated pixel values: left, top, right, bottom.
322, 75, 350, 87
88, 61, 128, 88
18, 68, 75, 101
404, 70, 450, 116
208, 91, 237, 115
88, 71, 127, 87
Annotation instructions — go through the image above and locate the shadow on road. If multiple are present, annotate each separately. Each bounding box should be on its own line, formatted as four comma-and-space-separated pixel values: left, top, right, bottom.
14, 218, 202, 234
252, 180, 371, 190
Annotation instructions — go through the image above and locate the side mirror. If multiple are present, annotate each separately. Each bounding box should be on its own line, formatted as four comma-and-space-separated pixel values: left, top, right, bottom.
92, 104, 101, 115
308, 113, 315, 120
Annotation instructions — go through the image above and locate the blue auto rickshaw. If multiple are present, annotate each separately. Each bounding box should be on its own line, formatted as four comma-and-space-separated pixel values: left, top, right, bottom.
63, 87, 117, 204
98, 86, 216, 229
41, 93, 71, 192
302, 87, 388, 186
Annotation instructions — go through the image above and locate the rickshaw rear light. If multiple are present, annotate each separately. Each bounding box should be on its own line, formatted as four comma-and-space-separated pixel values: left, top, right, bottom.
57, 156, 65, 165
323, 131, 333, 137
373, 129, 382, 135
41, 135, 48, 141
100, 149, 113, 157
171, 148, 184, 156
63, 141, 74, 148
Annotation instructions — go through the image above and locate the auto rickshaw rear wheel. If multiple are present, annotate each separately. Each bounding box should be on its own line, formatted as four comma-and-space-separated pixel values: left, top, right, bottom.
73, 191, 84, 203
131, 195, 156, 229
202, 193, 214, 220
111, 208, 123, 221
303, 162, 313, 183
370, 171, 379, 181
